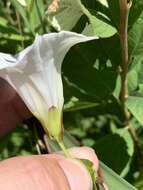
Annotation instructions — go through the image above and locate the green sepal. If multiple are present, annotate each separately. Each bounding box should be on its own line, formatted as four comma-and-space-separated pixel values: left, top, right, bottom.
45, 106, 63, 141
78, 159, 97, 190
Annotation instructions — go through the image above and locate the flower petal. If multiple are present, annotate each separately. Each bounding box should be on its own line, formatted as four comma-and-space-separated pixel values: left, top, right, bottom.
0, 31, 98, 139
0, 53, 17, 69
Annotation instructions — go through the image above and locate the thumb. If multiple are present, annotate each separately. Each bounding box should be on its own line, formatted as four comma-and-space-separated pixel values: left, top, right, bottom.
55, 146, 99, 190
0, 147, 99, 190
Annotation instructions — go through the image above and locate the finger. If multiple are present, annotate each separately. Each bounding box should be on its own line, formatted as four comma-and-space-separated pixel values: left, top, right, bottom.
0, 102, 21, 137
68, 146, 99, 171
0, 79, 31, 137
0, 78, 16, 103
48, 146, 99, 190
58, 158, 92, 190
0, 96, 31, 137
0, 155, 70, 190
58, 147, 99, 190
0, 147, 99, 190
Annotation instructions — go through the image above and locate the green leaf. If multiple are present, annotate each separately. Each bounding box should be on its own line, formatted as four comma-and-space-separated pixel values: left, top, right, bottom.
80, 0, 117, 37
80, 159, 97, 190
128, 69, 138, 92
106, 0, 120, 29
12, 0, 46, 34
127, 59, 143, 126
127, 96, 143, 126
100, 162, 137, 190
63, 36, 124, 121
29, 0, 46, 34
97, 0, 108, 7
95, 129, 134, 175
63, 37, 119, 102
0, 27, 29, 41
82, 16, 117, 38
129, 0, 143, 27
11, 0, 32, 33
64, 99, 100, 112
0, 125, 36, 160
105, 0, 143, 30
48, 0, 83, 31
128, 12, 143, 56
96, 0, 143, 36
48, 0, 117, 37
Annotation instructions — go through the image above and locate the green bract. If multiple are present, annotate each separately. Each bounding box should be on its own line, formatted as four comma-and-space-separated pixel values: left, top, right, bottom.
79, 159, 97, 190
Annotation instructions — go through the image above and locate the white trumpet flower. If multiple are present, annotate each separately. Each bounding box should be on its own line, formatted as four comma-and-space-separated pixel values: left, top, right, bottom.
0, 31, 97, 140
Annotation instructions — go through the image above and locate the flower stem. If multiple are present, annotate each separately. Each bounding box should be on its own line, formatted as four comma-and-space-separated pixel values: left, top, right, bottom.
57, 139, 70, 157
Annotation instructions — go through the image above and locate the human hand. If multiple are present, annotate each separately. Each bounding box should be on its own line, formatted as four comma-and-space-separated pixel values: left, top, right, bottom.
0, 78, 31, 136
0, 147, 99, 190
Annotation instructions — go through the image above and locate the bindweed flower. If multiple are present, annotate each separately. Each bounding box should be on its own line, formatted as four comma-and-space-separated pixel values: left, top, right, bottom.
0, 31, 97, 141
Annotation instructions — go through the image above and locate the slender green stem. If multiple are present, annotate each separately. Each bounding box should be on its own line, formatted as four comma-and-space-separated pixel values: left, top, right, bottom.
57, 139, 70, 157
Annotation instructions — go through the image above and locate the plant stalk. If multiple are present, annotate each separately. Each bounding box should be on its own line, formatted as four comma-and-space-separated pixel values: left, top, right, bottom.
119, 0, 143, 155
57, 139, 70, 157
119, 0, 132, 123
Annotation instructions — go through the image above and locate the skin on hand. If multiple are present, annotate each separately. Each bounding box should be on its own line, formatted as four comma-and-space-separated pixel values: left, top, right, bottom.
0, 147, 99, 190
0, 78, 31, 137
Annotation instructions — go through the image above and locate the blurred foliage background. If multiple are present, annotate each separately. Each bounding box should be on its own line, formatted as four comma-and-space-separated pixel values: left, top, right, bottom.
0, 0, 143, 189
